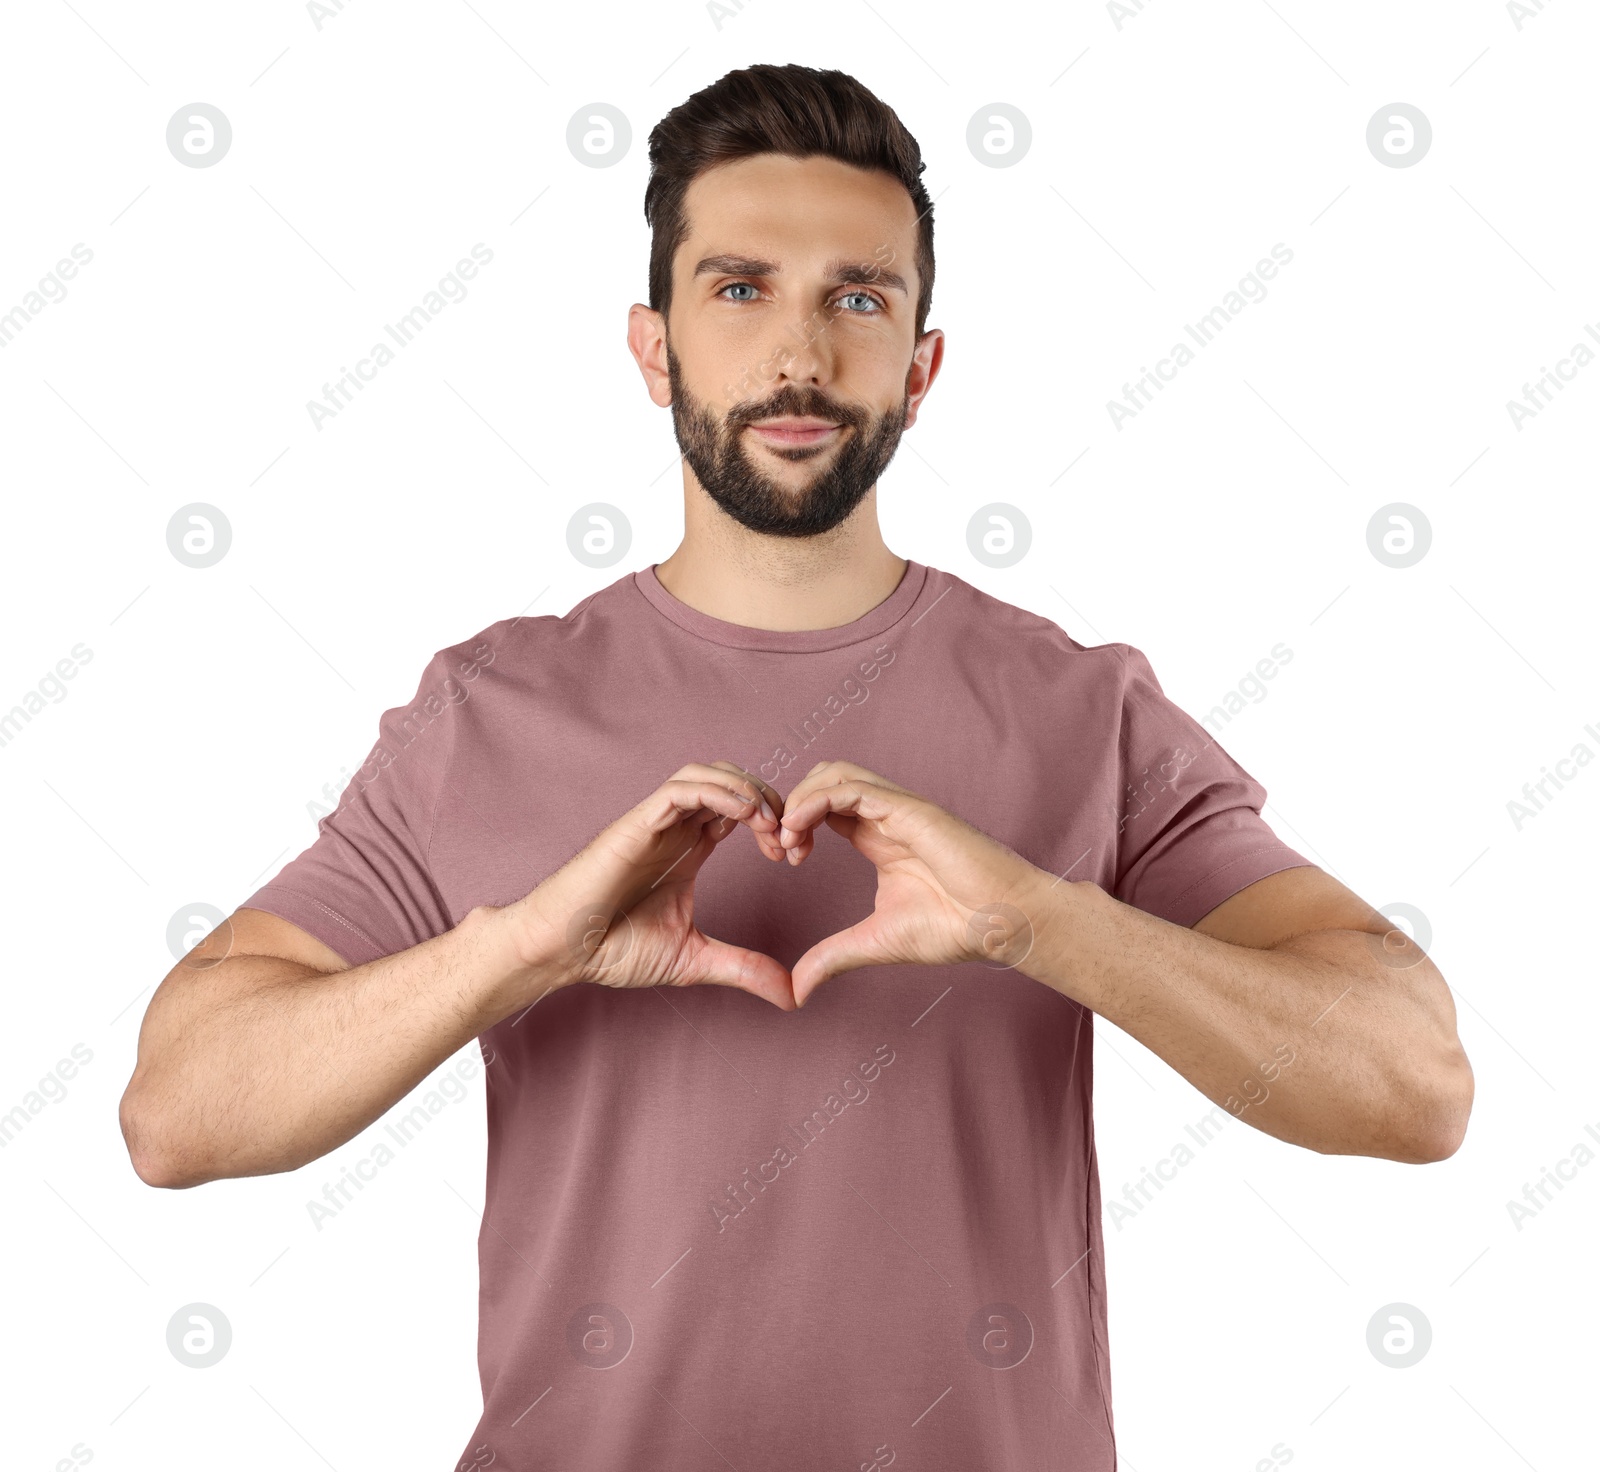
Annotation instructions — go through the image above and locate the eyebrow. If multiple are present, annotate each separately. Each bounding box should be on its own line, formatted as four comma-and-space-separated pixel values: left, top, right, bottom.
692, 253, 909, 297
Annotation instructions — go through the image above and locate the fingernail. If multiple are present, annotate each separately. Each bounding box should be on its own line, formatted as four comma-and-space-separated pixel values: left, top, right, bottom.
760, 798, 776, 821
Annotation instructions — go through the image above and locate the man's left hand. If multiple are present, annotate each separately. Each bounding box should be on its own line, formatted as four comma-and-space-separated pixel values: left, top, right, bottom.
778, 760, 1045, 1005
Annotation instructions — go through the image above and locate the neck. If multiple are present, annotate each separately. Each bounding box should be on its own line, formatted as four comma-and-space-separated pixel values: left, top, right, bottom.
656, 481, 906, 632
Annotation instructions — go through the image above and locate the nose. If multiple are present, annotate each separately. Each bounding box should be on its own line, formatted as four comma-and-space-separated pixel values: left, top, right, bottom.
766, 295, 836, 392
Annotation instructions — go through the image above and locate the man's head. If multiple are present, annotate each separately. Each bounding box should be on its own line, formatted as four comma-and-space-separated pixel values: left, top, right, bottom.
629, 66, 942, 540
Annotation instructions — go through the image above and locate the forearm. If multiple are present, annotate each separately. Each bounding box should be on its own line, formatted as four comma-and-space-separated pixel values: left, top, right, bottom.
1017, 875, 1472, 1161
123, 904, 558, 1187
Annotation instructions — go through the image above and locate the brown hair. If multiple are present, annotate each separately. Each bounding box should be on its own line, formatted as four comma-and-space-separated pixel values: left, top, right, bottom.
644, 64, 936, 340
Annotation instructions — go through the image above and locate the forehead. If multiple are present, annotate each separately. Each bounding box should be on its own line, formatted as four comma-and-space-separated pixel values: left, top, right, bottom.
678, 153, 919, 272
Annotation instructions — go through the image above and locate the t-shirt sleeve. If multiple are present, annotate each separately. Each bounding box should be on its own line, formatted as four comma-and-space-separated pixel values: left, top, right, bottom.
1110, 644, 1314, 927
238, 646, 464, 966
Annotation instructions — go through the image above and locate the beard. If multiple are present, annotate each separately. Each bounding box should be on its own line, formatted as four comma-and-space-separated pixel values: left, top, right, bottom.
666, 343, 910, 539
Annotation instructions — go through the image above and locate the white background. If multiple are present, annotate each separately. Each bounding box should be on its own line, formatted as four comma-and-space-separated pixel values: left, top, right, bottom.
2, 1, 1595, 1468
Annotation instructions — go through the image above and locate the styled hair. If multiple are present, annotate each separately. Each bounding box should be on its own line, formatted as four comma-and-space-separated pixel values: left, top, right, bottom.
643, 64, 935, 338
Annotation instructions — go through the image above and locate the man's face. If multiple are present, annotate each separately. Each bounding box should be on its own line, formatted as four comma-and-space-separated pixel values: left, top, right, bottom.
635, 153, 940, 539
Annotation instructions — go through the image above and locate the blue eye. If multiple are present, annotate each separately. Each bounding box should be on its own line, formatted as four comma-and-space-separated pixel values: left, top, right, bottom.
720, 282, 759, 302
837, 291, 882, 314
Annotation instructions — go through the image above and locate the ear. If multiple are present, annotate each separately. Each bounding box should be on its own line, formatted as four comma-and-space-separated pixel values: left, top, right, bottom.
902, 326, 944, 433
627, 302, 673, 408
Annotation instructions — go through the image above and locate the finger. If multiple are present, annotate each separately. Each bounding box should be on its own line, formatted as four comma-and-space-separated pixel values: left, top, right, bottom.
784, 760, 914, 814
664, 763, 785, 860
778, 779, 910, 850
671, 761, 781, 821
639, 777, 779, 843
683, 934, 797, 1011
790, 917, 893, 1006
706, 760, 784, 819
706, 760, 787, 861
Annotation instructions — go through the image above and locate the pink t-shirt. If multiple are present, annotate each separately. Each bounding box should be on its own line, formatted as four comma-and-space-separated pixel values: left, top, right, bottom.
243, 560, 1310, 1471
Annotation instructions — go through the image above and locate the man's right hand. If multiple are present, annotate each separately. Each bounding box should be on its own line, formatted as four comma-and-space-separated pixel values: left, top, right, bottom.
507, 761, 795, 1010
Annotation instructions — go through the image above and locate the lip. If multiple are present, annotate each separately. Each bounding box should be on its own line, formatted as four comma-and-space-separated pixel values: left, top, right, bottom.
746, 418, 842, 447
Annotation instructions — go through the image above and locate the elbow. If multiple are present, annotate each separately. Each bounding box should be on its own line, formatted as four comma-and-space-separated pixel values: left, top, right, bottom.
1386, 1047, 1476, 1165
120, 1082, 206, 1190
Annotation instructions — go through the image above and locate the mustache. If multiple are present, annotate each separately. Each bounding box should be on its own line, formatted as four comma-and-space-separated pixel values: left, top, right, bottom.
724, 386, 869, 432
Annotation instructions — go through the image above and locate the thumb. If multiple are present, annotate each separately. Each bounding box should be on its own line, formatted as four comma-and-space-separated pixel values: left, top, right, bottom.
791, 918, 892, 1007
683, 932, 797, 1011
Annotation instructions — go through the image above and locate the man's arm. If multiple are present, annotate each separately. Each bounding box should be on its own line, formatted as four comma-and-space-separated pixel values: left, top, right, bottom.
1017, 863, 1474, 1163
120, 761, 793, 1190
118, 903, 548, 1189
776, 760, 1474, 1165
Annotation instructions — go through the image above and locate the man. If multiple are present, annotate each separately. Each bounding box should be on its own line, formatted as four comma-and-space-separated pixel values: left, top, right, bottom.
120, 63, 1472, 1471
